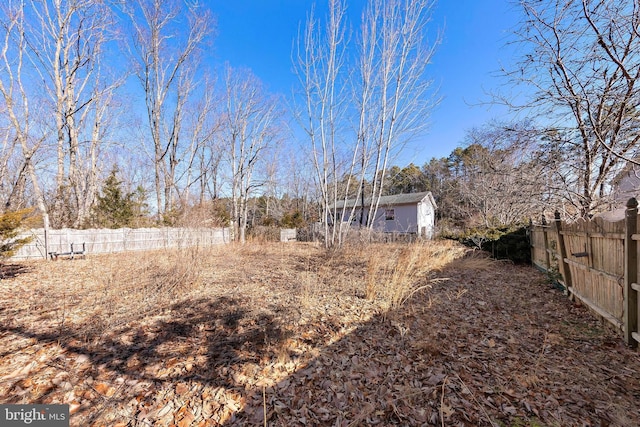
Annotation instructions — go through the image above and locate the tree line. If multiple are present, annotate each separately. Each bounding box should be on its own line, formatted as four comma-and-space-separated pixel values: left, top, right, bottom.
0, 0, 293, 244
1, 0, 640, 248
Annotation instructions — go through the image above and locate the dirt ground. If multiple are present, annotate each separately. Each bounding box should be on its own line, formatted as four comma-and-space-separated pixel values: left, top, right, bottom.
0, 242, 639, 426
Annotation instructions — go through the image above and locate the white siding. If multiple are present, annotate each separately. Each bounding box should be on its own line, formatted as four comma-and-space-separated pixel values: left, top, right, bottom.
371, 204, 418, 233
417, 201, 436, 239
614, 169, 640, 205
336, 193, 436, 238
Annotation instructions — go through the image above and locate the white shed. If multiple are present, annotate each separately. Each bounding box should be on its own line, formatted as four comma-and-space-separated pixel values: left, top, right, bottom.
333, 191, 437, 239
612, 162, 640, 206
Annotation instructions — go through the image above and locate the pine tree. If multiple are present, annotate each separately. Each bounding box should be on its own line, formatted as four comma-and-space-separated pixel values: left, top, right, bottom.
94, 167, 136, 229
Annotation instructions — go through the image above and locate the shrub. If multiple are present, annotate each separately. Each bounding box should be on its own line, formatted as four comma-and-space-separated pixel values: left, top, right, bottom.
0, 209, 34, 261
281, 210, 306, 228
247, 225, 280, 242
447, 225, 531, 264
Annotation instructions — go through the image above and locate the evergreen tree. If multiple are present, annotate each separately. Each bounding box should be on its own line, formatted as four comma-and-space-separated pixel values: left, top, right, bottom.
0, 209, 34, 261
94, 167, 136, 229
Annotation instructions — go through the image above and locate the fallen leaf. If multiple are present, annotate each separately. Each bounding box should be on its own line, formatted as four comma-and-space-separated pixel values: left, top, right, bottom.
175, 383, 189, 395
94, 382, 115, 397
441, 403, 454, 418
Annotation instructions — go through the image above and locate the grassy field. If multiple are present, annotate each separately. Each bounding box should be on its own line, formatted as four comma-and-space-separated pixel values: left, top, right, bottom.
0, 241, 639, 426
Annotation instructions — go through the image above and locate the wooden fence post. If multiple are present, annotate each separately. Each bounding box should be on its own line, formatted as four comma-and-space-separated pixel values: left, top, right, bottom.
624, 197, 638, 347
528, 218, 534, 267
542, 215, 550, 271
555, 211, 572, 296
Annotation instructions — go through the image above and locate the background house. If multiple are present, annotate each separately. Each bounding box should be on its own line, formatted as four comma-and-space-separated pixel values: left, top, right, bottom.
612, 162, 640, 205
333, 191, 437, 238
597, 162, 640, 221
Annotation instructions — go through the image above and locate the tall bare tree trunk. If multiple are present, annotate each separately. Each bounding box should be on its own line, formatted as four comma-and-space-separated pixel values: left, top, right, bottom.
0, 4, 50, 252
360, 0, 439, 228
126, 0, 211, 220
294, 0, 348, 247
295, 0, 438, 245
223, 66, 280, 244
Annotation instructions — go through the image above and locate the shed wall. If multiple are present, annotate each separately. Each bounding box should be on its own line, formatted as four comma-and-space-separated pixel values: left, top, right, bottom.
417, 201, 436, 239
371, 204, 418, 233
339, 203, 433, 235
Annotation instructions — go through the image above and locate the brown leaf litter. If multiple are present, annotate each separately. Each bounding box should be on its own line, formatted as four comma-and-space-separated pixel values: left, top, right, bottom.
0, 242, 639, 426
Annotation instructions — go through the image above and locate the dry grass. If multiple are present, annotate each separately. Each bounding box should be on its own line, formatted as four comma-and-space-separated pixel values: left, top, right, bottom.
363, 240, 468, 310
5, 240, 470, 348
48, 246, 220, 344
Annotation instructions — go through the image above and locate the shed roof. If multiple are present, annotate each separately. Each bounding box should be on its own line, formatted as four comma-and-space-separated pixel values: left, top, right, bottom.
332, 191, 436, 210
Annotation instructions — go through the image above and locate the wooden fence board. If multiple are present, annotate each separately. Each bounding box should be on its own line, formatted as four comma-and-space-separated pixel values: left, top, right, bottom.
530, 201, 639, 347
625, 199, 639, 346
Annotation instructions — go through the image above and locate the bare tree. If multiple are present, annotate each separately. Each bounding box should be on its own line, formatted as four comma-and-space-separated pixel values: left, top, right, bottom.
17, 0, 118, 227
356, 0, 440, 229
453, 122, 549, 227
295, 0, 439, 246
177, 76, 220, 207
125, 0, 212, 218
221, 66, 281, 243
294, 0, 352, 247
0, 126, 22, 209
74, 74, 126, 226
0, 1, 50, 239
281, 146, 316, 224
504, 0, 640, 218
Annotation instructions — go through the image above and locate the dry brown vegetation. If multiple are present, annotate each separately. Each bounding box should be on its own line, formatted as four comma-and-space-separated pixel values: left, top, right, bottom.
0, 241, 639, 426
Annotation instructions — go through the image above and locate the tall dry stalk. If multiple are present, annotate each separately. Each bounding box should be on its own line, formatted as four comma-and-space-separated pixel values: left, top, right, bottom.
365, 251, 385, 300
365, 241, 467, 310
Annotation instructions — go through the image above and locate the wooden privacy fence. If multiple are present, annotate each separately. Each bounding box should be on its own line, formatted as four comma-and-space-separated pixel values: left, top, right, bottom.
10, 227, 232, 260
530, 198, 640, 347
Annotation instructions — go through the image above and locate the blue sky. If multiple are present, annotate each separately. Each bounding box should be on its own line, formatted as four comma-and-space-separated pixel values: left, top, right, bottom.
209, 0, 520, 166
